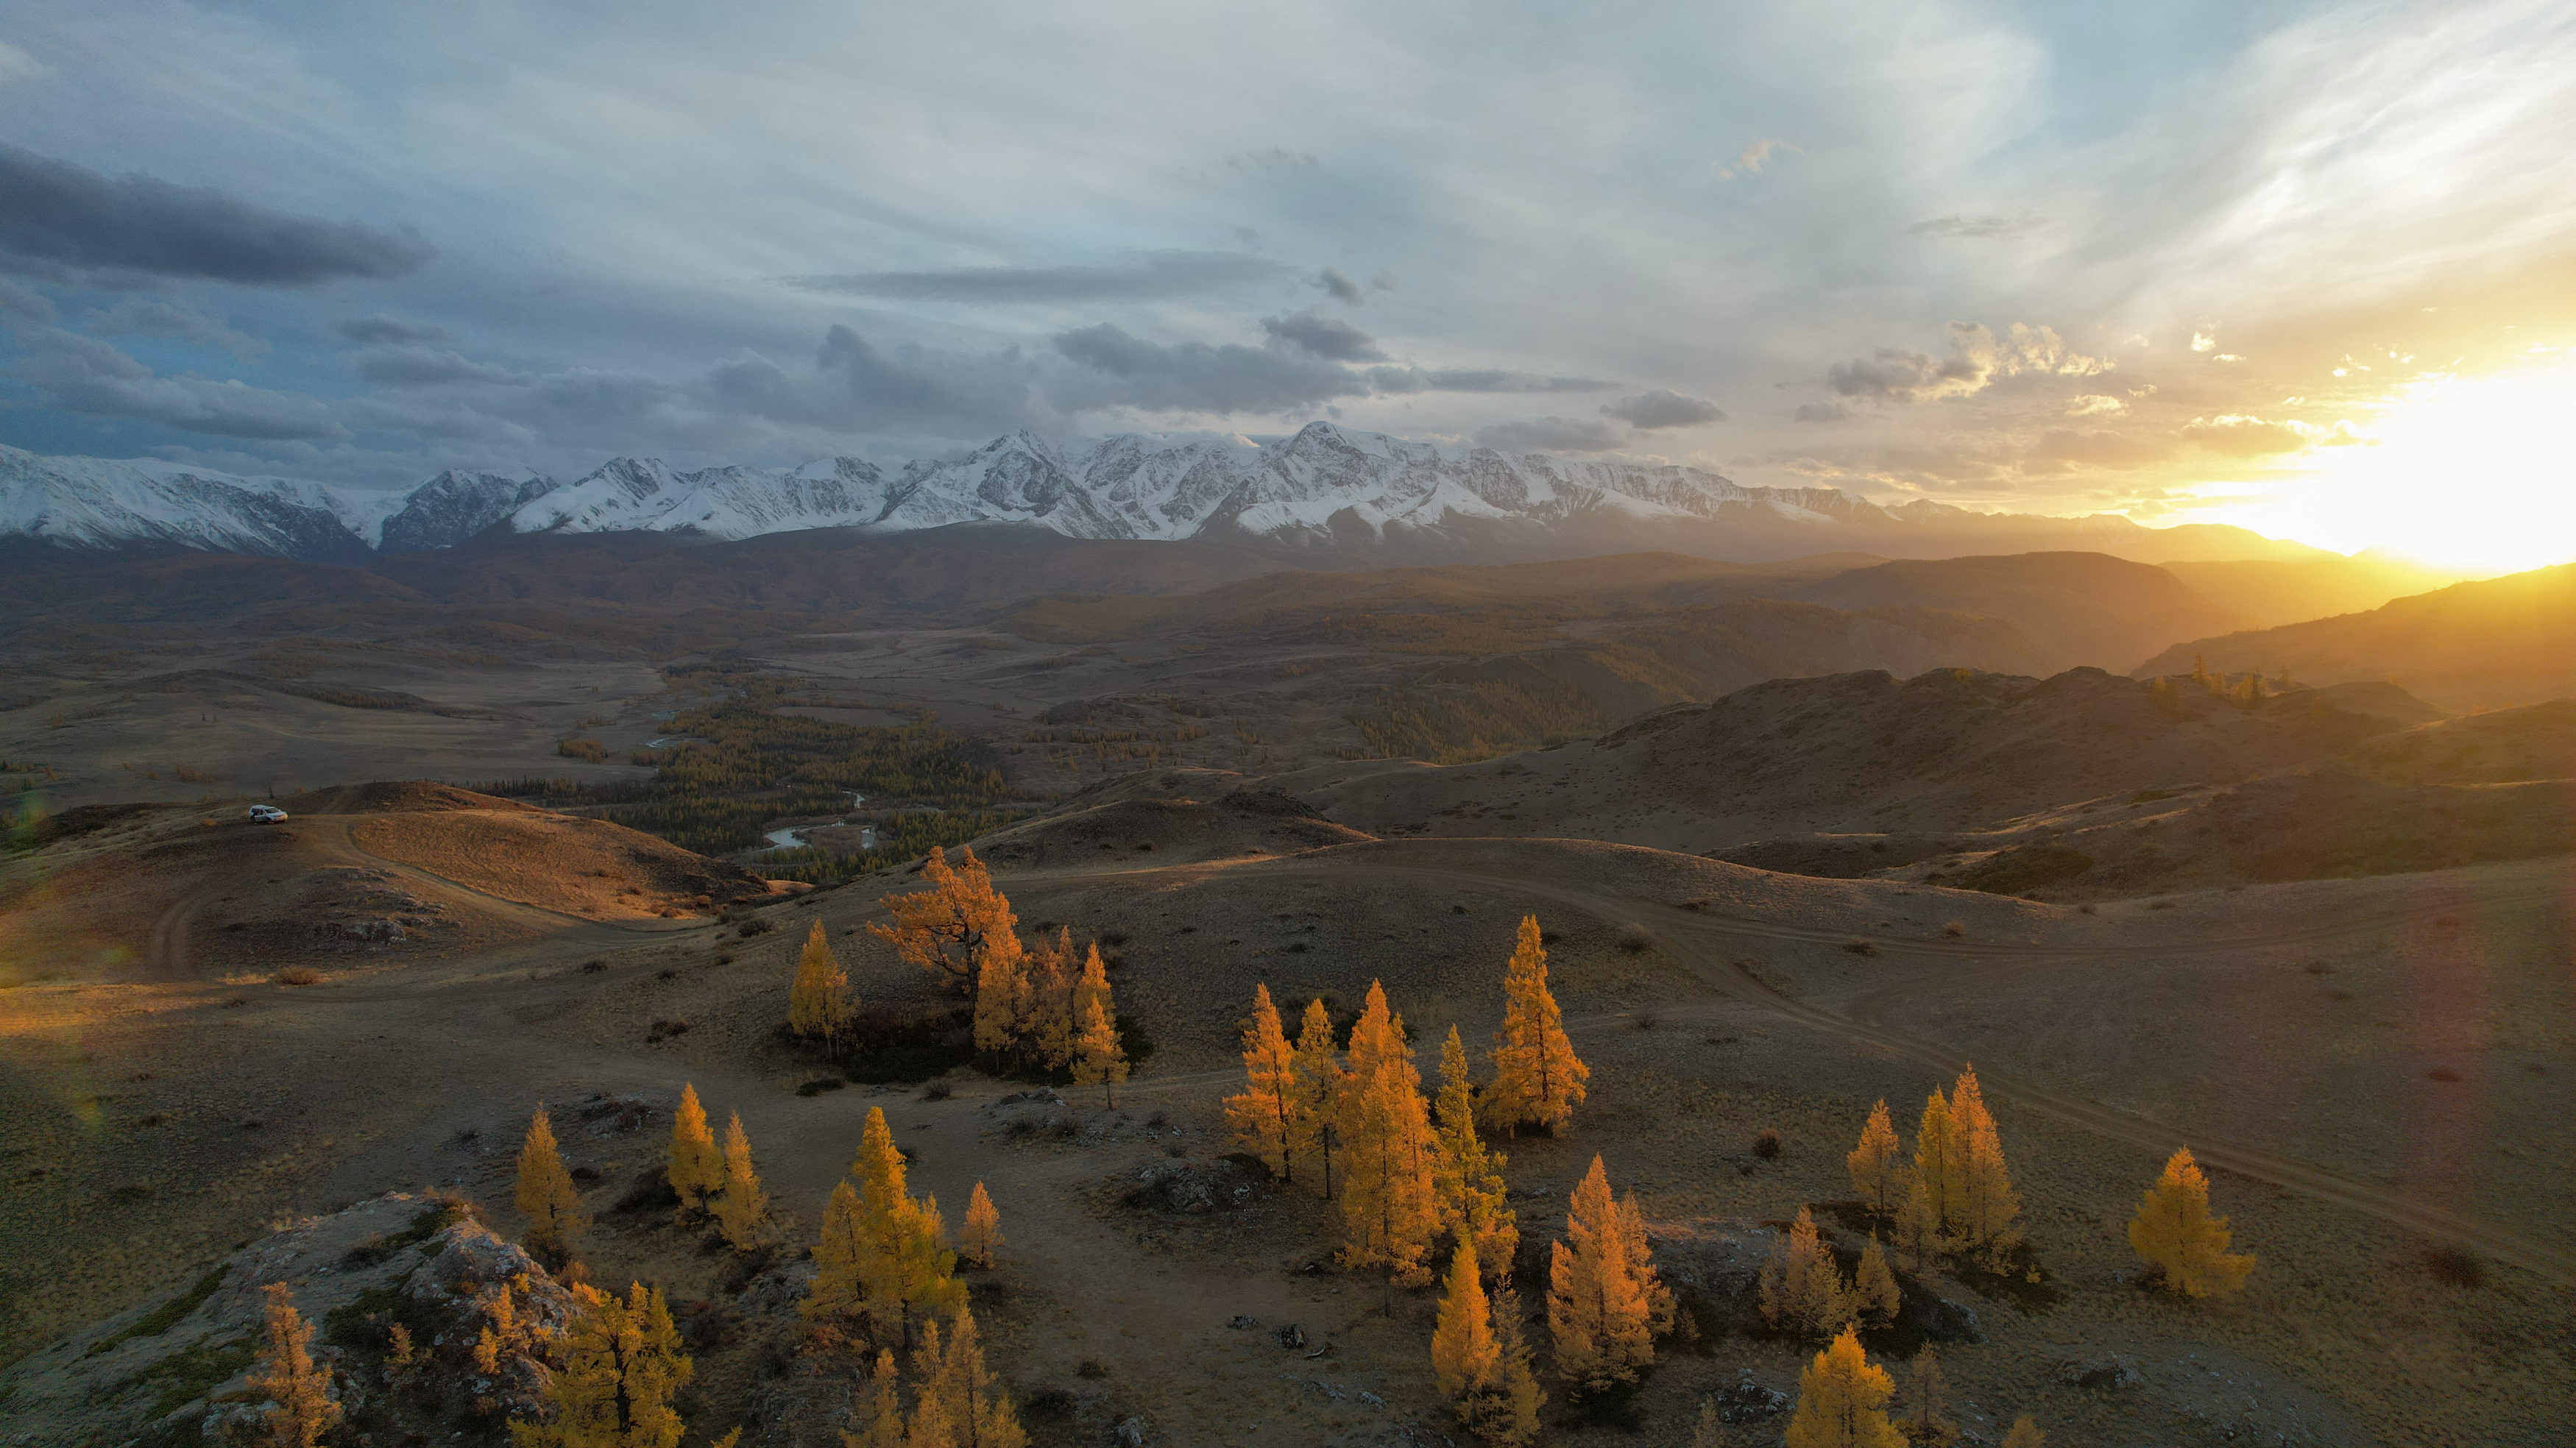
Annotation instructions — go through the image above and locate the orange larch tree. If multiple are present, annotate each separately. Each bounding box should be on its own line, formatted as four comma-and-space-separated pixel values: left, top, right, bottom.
1225, 983, 1301, 1185
869, 846, 1017, 995
1485, 916, 1588, 1135
1337, 982, 1441, 1309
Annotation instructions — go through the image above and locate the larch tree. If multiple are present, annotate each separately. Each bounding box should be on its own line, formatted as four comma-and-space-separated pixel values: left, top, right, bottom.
714, 1112, 770, 1250
962, 1182, 1003, 1268
802, 1181, 869, 1324
1485, 916, 1588, 1135
1337, 982, 1442, 1309
1899, 1345, 1954, 1445
2127, 1147, 2255, 1297
852, 1106, 966, 1344
1760, 1206, 1850, 1339
2001, 1414, 2045, 1448
1691, 1396, 1722, 1448
790, 920, 854, 1053
1846, 1099, 1903, 1221
1431, 1237, 1500, 1407
248, 1283, 339, 1448
1614, 1188, 1675, 1340
970, 928, 1029, 1061
1291, 998, 1346, 1199
1476, 1283, 1546, 1447
1851, 1236, 1900, 1330
515, 1105, 587, 1266
1432, 1025, 1517, 1278
918, 1305, 1027, 1448
1023, 927, 1076, 1071
1783, 1326, 1903, 1448
668, 1084, 723, 1222
509, 1281, 692, 1448
1911, 1087, 1961, 1246
1070, 993, 1128, 1108
869, 846, 1017, 996
848, 1349, 905, 1448
1225, 983, 1301, 1184
1950, 1066, 2020, 1254
1547, 1155, 1657, 1395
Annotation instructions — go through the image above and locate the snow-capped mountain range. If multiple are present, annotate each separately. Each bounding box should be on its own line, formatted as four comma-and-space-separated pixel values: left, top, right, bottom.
0, 424, 2307, 564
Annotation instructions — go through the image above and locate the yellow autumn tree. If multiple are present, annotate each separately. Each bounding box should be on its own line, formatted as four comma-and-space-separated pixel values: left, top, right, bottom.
869, 846, 1018, 995
1432, 1236, 1499, 1405
1912, 1087, 1961, 1246
1615, 1187, 1675, 1340
2001, 1413, 2045, 1448
1339, 982, 1442, 1308
1485, 916, 1588, 1135
1023, 927, 1076, 1070
1784, 1326, 1903, 1448
803, 1180, 870, 1324
1071, 992, 1128, 1108
1852, 1236, 1900, 1330
853, 1107, 966, 1344
961, 1182, 1002, 1268
515, 1105, 587, 1266
1760, 1206, 1850, 1339
846, 1348, 905, 1448
1291, 997, 1345, 1198
1475, 1283, 1546, 1447
668, 1084, 723, 1221
510, 1281, 691, 1448
2128, 1147, 2255, 1297
714, 1112, 770, 1250
248, 1284, 339, 1448
1225, 984, 1302, 1184
970, 928, 1029, 1061
1432, 1025, 1517, 1280
1847, 1099, 1903, 1221
1950, 1066, 2020, 1254
790, 920, 855, 1052
1899, 1345, 1953, 1444
1547, 1155, 1658, 1394
916, 1305, 1027, 1448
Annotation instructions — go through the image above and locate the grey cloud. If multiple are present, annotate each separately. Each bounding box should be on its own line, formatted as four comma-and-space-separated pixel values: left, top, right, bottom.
1475, 417, 1625, 453
0, 143, 436, 287
1793, 401, 1852, 424
9, 327, 347, 439
1053, 323, 1367, 414
1259, 309, 1385, 362
336, 313, 449, 344
1602, 388, 1724, 429
702, 324, 1045, 436
0, 278, 57, 324
1313, 267, 1362, 304
1907, 213, 2050, 240
85, 297, 268, 358
1369, 366, 1610, 395
353, 346, 528, 387
1826, 322, 2108, 404
780, 250, 1287, 304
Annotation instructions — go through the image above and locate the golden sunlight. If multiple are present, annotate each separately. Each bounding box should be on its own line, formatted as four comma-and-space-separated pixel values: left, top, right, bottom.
2207, 358, 2576, 574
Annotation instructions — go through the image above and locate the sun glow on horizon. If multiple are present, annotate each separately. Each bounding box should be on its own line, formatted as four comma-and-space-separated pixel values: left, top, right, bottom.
2195, 358, 2576, 574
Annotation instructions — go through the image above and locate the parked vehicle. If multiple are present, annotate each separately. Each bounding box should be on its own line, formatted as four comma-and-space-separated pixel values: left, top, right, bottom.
247, 804, 289, 823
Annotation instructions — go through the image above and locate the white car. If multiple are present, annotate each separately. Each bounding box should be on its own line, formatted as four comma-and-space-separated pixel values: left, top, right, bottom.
247, 804, 289, 823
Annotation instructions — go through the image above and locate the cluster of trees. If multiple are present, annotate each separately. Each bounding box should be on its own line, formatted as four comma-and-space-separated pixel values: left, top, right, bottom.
668, 1084, 773, 1249
803, 1107, 972, 1347
1751, 1327, 2044, 1448
1845, 1067, 2020, 1271
849, 847, 1129, 1099
845, 1307, 1026, 1448
1760, 1207, 1900, 1339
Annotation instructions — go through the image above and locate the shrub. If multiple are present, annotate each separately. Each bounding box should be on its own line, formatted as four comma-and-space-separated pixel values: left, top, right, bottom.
795, 1078, 845, 1097
738, 917, 775, 937
1753, 1129, 1782, 1159
1616, 929, 1652, 954
556, 737, 608, 763
274, 967, 321, 986
580, 959, 609, 973
2425, 1247, 2485, 1287
1942, 920, 1967, 937
645, 1018, 689, 1043
1842, 940, 1878, 957
921, 1081, 954, 1101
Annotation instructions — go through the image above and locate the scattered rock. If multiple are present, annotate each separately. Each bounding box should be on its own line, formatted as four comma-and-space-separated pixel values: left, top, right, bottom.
576, 1094, 652, 1134
1276, 1323, 1306, 1349
1113, 1414, 1150, 1445
1226, 1314, 1257, 1330
1122, 1157, 1257, 1214
1712, 1377, 1791, 1423
2058, 1355, 2144, 1390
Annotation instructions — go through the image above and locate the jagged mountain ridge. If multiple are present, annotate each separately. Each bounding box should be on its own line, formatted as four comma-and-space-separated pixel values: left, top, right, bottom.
0, 424, 2321, 564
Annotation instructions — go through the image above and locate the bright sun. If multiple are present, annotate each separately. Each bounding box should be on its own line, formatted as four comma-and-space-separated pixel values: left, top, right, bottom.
2205, 359, 2576, 575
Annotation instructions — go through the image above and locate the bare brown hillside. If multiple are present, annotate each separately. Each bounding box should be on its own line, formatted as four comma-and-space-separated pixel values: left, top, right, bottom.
2138, 561, 2576, 709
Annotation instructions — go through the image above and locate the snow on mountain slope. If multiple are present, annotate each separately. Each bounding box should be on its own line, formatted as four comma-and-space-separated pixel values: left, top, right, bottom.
0, 422, 2326, 564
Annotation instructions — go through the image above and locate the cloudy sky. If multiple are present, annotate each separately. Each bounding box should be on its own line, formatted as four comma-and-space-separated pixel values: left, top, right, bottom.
1, 1, 2570, 559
